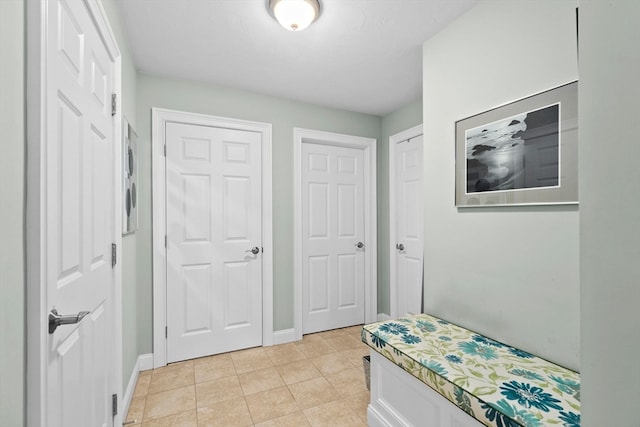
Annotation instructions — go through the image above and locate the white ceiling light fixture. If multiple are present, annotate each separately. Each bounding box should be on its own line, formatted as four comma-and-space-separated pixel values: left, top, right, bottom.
268, 0, 321, 31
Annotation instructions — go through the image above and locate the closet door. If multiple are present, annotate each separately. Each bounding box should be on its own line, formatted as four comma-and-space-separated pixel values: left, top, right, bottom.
301, 142, 365, 333
394, 135, 424, 316
165, 122, 262, 362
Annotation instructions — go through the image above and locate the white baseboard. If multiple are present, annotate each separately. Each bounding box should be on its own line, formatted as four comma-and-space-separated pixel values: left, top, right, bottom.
138, 353, 153, 371
377, 313, 391, 321
122, 353, 153, 421
272, 328, 296, 345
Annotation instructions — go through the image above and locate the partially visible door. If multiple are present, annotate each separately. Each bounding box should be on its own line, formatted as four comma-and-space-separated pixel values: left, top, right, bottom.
165, 122, 263, 363
302, 143, 365, 334
394, 135, 424, 316
45, 0, 116, 425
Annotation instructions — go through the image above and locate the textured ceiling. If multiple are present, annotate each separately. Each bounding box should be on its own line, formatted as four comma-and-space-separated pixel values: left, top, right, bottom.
115, 0, 477, 116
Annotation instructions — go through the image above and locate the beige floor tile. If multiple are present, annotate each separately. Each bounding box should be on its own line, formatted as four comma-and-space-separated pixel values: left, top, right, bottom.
276, 360, 322, 385
134, 372, 152, 398
253, 411, 312, 427
127, 330, 371, 426
238, 366, 285, 395
352, 332, 366, 343
195, 375, 243, 407
144, 385, 196, 421
323, 334, 364, 351
193, 353, 236, 383
309, 352, 353, 376
148, 362, 195, 395
265, 342, 307, 365
297, 333, 325, 344
245, 386, 300, 424
316, 328, 349, 339
297, 339, 336, 358
339, 347, 370, 368
126, 396, 146, 424
343, 325, 364, 335
325, 367, 368, 397
287, 377, 339, 410
140, 410, 197, 427
303, 400, 366, 427
139, 369, 153, 378
344, 390, 370, 421
197, 396, 253, 427
230, 347, 274, 374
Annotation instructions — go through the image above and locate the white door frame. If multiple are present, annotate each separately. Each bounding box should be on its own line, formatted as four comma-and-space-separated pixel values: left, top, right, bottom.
152, 108, 274, 368
389, 124, 423, 319
26, 0, 123, 425
293, 128, 377, 340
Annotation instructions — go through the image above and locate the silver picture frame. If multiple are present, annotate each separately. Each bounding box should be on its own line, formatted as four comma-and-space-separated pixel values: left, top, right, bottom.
455, 81, 578, 207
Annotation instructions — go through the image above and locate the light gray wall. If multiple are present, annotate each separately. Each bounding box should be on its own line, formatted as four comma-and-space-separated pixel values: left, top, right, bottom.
0, 1, 25, 425
135, 74, 381, 351
422, 0, 580, 370
579, 1, 640, 424
378, 99, 423, 315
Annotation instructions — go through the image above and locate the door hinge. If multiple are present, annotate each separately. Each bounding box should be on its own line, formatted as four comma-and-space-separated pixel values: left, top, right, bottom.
165, 326, 168, 338
164, 144, 167, 157
111, 243, 117, 267
165, 235, 167, 248
111, 93, 117, 116
112, 393, 118, 417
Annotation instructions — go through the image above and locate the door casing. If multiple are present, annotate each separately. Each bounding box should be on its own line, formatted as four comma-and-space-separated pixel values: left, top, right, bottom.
152, 108, 273, 368
293, 128, 377, 340
26, 0, 123, 424
389, 124, 423, 319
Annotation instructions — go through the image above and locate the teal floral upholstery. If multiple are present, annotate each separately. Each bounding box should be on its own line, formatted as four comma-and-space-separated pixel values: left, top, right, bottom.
362, 314, 580, 427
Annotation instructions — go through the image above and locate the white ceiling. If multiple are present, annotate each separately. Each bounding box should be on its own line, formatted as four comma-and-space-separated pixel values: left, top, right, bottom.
115, 0, 478, 116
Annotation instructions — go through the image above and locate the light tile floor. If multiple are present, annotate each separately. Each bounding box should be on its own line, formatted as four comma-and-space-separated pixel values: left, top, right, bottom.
126, 325, 370, 427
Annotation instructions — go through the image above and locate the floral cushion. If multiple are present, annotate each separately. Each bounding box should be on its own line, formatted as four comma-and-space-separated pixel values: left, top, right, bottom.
361, 314, 580, 427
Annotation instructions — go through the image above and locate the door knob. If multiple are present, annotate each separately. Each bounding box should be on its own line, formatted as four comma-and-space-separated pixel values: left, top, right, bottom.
48, 308, 91, 334
245, 246, 260, 255
396, 243, 405, 251
355, 242, 364, 249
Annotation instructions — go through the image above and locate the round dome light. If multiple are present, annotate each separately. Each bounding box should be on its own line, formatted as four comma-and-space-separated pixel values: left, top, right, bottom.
269, 0, 321, 31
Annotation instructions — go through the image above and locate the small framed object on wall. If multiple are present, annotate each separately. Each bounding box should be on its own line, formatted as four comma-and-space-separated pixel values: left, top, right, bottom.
123, 118, 138, 234
455, 81, 578, 207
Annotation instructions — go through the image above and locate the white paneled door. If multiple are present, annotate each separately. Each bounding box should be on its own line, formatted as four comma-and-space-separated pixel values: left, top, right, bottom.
165, 122, 263, 363
302, 143, 365, 333
45, 0, 116, 425
394, 135, 424, 316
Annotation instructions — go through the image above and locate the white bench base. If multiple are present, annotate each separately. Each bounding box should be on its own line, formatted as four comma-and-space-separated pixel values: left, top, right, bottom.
368, 351, 483, 427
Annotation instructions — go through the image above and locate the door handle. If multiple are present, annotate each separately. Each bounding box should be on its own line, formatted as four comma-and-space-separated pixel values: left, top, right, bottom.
245, 246, 260, 255
396, 243, 405, 251
355, 242, 364, 249
48, 308, 91, 334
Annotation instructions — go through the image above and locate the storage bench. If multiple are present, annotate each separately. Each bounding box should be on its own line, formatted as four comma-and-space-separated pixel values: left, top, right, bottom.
361, 314, 580, 427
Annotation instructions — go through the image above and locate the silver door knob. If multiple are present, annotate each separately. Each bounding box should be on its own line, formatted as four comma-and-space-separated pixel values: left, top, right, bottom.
355, 242, 364, 249
396, 243, 405, 251
246, 246, 260, 255
48, 308, 91, 334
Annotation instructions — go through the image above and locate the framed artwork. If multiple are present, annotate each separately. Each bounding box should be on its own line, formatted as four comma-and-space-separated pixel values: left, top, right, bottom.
122, 118, 138, 234
455, 81, 578, 207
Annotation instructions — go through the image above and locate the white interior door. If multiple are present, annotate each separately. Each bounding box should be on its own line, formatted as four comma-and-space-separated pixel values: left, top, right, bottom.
165, 122, 263, 363
45, 0, 116, 425
394, 135, 424, 316
302, 143, 365, 334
